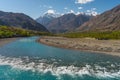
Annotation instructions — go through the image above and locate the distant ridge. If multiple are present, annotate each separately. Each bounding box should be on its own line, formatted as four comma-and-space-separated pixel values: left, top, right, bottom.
46, 13, 93, 33
36, 12, 60, 29
0, 11, 48, 32
77, 4, 120, 31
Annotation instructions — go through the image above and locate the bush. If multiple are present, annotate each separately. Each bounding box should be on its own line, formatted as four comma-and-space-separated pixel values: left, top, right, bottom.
0, 26, 51, 38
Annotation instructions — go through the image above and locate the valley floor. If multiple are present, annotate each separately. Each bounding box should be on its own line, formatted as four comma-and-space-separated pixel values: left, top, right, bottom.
0, 38, 18, 47
38, 36, 120, 57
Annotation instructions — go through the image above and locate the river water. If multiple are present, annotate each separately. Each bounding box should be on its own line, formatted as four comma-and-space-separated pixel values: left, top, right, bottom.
0, 37, 120, 80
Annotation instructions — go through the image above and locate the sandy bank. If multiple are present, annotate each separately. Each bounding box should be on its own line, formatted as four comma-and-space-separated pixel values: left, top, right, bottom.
0, 38, 18, 47
38, 36, 120, 57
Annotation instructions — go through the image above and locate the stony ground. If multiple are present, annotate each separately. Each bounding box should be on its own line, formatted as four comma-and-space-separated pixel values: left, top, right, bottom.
38, 36, 120, 57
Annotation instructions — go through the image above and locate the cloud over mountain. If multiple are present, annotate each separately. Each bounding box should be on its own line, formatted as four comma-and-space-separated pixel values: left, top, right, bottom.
75, 0, 94, 4
46, 9, 55, 14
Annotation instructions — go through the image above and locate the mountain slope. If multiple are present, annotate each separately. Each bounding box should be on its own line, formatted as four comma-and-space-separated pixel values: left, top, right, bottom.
47, 13, 92, 33
36, 13, 59, 28
77, 4, 120, 31
0, 11, 48, 32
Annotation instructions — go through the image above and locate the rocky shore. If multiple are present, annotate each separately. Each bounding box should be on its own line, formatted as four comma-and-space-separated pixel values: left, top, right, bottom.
38, 36, 120, 57
0, 38, 18, 47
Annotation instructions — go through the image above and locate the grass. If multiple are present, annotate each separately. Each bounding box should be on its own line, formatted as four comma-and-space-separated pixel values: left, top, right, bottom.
1, 25, 120, 40
57, 31, 120, 40
0, 26, 52, 38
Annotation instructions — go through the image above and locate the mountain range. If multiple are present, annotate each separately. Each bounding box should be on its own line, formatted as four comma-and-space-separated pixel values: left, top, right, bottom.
0, 4, 119, 34
36, 12, 60, 29
37, 13, 92, 33
47, 13, 93, 33
0, 11, 48, 32
36, 4, 120, 33
77, 4, 120, 32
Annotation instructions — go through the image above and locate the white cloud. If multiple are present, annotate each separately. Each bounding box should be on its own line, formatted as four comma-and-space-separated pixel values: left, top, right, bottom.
86, 8, 98, 16
75, 0, 94, 4
66, 10, 76, 14
49, 6, 53, 9
64, 7, 68, 10
78, 7, 83, 9
91, 11, 98, 16
69, 10, 75, 13
92, 8, 96, 10
46, 9, 55, 14
76, 12, 84, 15
87, 10, 90, 12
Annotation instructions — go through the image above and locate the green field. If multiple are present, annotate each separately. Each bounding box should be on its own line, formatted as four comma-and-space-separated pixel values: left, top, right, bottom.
57, 31, 120, 40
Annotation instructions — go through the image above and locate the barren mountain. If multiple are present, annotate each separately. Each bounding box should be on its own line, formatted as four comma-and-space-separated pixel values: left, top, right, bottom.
47, 13, 92, 33
77, 5, 120, 32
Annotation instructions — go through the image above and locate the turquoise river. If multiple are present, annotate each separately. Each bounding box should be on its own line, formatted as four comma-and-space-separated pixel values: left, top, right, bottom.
0, 37, 120, 80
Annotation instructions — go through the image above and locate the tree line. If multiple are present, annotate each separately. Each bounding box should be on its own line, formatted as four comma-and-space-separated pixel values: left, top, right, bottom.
0, 26, 51, 38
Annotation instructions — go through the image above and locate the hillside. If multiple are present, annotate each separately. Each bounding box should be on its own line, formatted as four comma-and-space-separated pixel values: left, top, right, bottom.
46, 13, 92, 33
0, 11, 48, 32
0, 26, 50, 38
77, 4, 120, 31
36, 12, 60, 28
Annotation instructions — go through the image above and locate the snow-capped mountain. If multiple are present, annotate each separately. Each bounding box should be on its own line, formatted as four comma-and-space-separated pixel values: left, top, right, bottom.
36, 9, 95, 33
47, 13, 93, 33
36, 10, 60, 28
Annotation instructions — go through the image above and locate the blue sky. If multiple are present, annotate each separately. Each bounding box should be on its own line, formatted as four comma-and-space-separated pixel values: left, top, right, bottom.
0, 0, 119, 19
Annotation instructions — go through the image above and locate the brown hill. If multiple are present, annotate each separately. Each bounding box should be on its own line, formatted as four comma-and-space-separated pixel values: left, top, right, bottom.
77, 4, 120, 31
47, 13, 92, 33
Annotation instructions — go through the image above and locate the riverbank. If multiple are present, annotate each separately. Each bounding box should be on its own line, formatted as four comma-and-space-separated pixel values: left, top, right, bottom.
0, 38, 18, 47
38, 36, 120, 57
